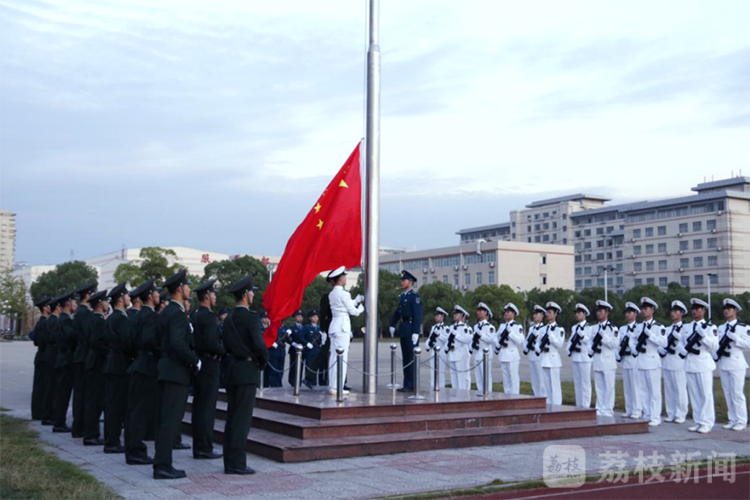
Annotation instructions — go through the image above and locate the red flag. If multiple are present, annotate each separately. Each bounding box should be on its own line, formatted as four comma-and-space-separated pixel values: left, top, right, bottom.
262, 142, 362, 347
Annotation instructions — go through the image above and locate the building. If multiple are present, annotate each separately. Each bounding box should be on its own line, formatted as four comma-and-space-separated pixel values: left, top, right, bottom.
0, 210, 17, 271
571, 176, 750, 295
379, 240, 574, 292
458, 194, 610, 246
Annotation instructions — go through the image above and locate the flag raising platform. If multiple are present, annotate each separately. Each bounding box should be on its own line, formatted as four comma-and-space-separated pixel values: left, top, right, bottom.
183, 389, 648, 463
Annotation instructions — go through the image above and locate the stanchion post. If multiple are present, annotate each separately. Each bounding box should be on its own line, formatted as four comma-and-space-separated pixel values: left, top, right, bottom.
259, 367, 265, 397
433, 346, 441, 392
408, 347, 426, 400
387, 343, 400, 389
482, 347, 491, 397
336, 347, 345, 402
293, 344, 303, 396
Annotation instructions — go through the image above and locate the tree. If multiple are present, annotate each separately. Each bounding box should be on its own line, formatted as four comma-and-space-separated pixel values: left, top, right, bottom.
350, 270, 402, 337
113, 247, 181, 287
202, 256, 270, 311
622, 285, 668, 323
416, 282, 463, 331
525, 287, 578, 331
30, 261, 99, 302
0, 271, 28, 335
574, 287, 626, 325
464, 284, 526, 327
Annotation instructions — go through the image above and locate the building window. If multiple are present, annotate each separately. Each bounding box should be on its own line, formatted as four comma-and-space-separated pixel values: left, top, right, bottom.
646, 261, 655, 271
543, 223, 549, 230
635, 279, 643, 286
585, 279, 592, 288
584, 229, 591, 237
616, 251, 623, 259
680, 258, 689, 269
542, 275, 547, 285
659, 260, 667, 270
543, 235, 550, 242
476, 272, 483, 285
658, 226, 666, 236
597, 240, 605, 248
647, 278, 655, 285
693, 221, 702, 232
584, 255, 592, 261
634, 262, 642, 272
535, 214, 540, 220
488, 271, 495, 284
454, 274, 459, 286
575, 255, 582, 263
563, 214, 568, 220
709, 274, 718, 285
528, 226, 532, 232
707, 219, 716, 231
646, 244, 654, 254
645, 227, 654, 237
584, 242, 592, 249
464, 273, 471, 285
694, 275, 704, 286
694, 257, 703, 267
633, 229, 642, 238
535, 224, 541, 231
597, 278, 605, 287
616, 276, 623, 285
553, 234, 558, 241
432, 276, 438, 283
527, 237, 532, 243
707, 237, 717, 249
575, 231, 582, 238
596, 253, 605, 260
659, 277, 668, 287
575, 279, 582, 289
708, 256, 718, 267
658, 243, 667, 253
679, 223, 688, 233
679, 241, 689, 251
606, 226, 614, 233
680, 276, 690, 286
693, 239, 703, 250
442, 275, 448, 283
535, 236, 541, 243
541, 255, 547, 265
634, 246, 642, 255
584, 266, 592, 274
575, 267, 582, 276
596, 227, 604, 235
543, 212, 549, 218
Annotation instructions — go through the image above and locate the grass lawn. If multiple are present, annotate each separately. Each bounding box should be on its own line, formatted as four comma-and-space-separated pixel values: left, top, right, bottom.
0, 412, 121, 500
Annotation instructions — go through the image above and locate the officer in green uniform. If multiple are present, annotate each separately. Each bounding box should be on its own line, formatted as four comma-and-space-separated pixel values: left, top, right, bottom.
153, 269, 200, 480
191, 279, 225, 460
42, 298, 61, 425
31, 297, 51, 420
83, 290, 109, 446
125, 279, 159, 465
222, 276, 269, 475
53, 291, 77, 432
71, 282, 97, 438
103, 283, 131, 453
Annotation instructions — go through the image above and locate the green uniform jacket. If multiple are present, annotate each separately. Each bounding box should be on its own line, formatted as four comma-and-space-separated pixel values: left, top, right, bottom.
73, 304, 93, 364
157, 301, 199, 387
44, 315, 59, 365
224, 307, 269, 386
128, 306, 160, 377
33, 316, 48, 366
103, 309, 131, 376
193, 306, 226, 377
55, 312, 75, 369
85, 312, 108, 371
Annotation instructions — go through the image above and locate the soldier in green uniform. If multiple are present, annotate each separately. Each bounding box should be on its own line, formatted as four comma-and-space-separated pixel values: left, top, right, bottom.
222, 276, 269, 475
84, 290, 109, 446
153, 269, 200, 480
191, 279, 225, 460
53, 291, 77, 432
103, 283, 131, 453
31, 297, 51, 420
125, 279, 159, 465
71, 283, 97, 438
41, 298, 61, 425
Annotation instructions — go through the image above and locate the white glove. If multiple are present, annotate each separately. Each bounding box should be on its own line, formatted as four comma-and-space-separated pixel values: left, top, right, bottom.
354, 294, 364, 305
196, 359, 202, 372
272, 342, 278, 349
411, 334, 418, 345
306, 342, 313, 350
389, 326, 396, 338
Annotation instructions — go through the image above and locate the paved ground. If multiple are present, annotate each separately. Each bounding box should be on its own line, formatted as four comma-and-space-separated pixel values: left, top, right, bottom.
2, 341, 749, 500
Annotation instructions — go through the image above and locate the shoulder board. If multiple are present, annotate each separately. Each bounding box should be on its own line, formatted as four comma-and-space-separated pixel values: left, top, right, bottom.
740, 323, 747, 327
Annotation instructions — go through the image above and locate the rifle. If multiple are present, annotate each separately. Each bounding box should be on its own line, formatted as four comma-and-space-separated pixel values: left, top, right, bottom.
634, 323, 649, 354
679, 322, 707, 359
567, 328, 583, 357
661, 325, 681, 357
426, 326, 440, 350
471, 323, 485, 353
617, 335, 631, 360
537, 332, 550, 354
447, 327, 456, 352
589, 329, 603, 357
524, 331, 537, 355
497, 323, 511, 350
713, 324, 735, 361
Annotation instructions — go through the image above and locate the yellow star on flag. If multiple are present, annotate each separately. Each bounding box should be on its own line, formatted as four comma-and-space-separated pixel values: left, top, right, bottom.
339, 179, 349, 188
317, 219, 324, 230
314, 203, 322, 213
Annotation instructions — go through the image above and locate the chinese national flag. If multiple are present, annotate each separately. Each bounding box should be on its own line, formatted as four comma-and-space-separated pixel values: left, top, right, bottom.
262, 142, 363, 347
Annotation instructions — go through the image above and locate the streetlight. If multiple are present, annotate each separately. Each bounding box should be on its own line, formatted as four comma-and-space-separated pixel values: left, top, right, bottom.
707, 273, 716, 321
603, 266, 616, 303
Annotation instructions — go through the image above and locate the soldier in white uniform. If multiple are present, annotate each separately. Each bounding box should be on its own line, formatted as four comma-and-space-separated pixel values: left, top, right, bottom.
326, 267, 364, 396
471, 303, 496, 393
617, 302, 641, 419
447, 306, 472, 390
524, 305, 547, 398
537, 302, 565, 405
629, 297, 667, 427
567, 304, 593, 408
588, 300, 619, 417
659, 300, 688, 424
425, 307, 450, 389
494, 303, 524, 394
680, 298, 718, 434
715, 298, 749, 432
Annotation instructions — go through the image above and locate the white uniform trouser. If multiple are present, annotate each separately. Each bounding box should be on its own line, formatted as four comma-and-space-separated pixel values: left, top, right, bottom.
572, 362, 592, 408
720, 369, 747, 427
543, 367, 561, 405
637, 368, 662, 424
663, 369, 688, 421
500, 361, 520, 394
529, 359, 546, 397
594, 370, 616, 417
429, 350, 447, 389
327, 334, 350, 392
450, 355, 470, 390
473, 350, 493, 393
622, 367, 641, 417
686, 371, 715, 428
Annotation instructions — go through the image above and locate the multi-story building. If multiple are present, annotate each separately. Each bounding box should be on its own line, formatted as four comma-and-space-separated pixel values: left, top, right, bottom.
458, 194, 610, 246
0, 210, 17, 271
571, 176, 750, 295
379, 240, 574, 292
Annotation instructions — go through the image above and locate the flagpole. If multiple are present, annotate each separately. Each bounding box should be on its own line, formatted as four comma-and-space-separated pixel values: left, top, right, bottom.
363, 0, 380, 394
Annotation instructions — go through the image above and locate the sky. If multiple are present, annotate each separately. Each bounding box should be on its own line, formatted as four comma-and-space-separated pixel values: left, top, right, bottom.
1, 0, 748, 265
